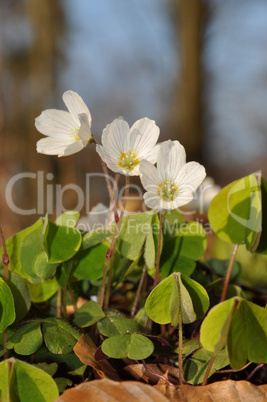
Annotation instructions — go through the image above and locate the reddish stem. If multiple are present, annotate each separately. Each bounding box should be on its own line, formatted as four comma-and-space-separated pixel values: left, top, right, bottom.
220, 244, 239, 302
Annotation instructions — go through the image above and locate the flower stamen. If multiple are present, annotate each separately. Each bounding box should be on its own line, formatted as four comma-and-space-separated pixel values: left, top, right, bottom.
70, 128, 81, 142
158, 180, 178, 201
119, 151, 139, 171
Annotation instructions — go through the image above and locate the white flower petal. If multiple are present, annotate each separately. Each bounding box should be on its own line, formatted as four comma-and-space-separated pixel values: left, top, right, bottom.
96, 145, 125, 174
157, 140, 186, 182
36, 137, 73, 156
102, 119, 130, 155
143, 192, 163, 210
129, 118, 160, 154
35, 109, 77, 138
63, 90, 92, 127
60, 141, 84, 157
78, 113, 92, 146
177, 162, 206, 192
143, 143, 160, 164
139, 160, 160, 191
173, 192, 194, 208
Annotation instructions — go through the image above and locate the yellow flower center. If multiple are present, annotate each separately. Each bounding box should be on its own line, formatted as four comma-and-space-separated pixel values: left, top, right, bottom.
71, 128, 80, 142
158, 180, 178, 201
119, 152, 139, 170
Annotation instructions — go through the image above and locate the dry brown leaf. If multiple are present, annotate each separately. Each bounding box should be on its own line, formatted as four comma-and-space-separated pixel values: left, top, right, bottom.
124, 363, 179, 385
73, 334, 121, 380
56, 379, 169, 402
155, 379, 267, 401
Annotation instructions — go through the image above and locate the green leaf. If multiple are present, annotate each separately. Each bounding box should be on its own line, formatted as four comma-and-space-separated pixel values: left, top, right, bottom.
42, 318, 80, 355
208, 173, 261, 251
160, 221, 207, 279
20, 218, 44, 278
97, 317, 139, 337
101, 333, 154, 360
144, 213, 161, 270
256, 177, 267, 253
181, 274, 210, 322
33, 251, 59, 280
174, 222, 207, 260
82, 228, 113, 249
227, 300, 267, 369
2, 219, 43, 279
27, 276, 60, 303
42, 215, 82, 263
118, 212, 154, 260
145, 275, 176, 325
200, 297, 267, 370
55, 211, 80, 227
73, 301, 105, 327
0, 278, 16, 332
163, 209, 183, 232
9, 358, 59, 401
200, 298, 237, 353
0, 360, 9, 402
72, 242, 109, 281
33, 362, 58, 377
208, 258, 241, 282
145, 273, 209, 326
0, 270, 31, 323
184, 348, 229, 385
180, 338, 200, 357
54, 377, 73, 393
6, 321, 42, 355
144, 226, 156, 270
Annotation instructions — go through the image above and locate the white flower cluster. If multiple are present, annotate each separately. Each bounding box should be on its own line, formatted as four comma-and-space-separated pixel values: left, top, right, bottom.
35, 90, 206, 210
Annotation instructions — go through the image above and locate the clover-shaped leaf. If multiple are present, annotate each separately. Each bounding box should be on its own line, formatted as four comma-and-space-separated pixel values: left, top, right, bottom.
145, 272, 209, 326
200, 297, 267, 369
101, 333, 154, 360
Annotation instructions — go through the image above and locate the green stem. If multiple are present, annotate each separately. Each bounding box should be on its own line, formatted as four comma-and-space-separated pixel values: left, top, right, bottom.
131, 264, 147, 317
220, 243, 239, 302
153, 209, 164, 288
99, 175, 130, 309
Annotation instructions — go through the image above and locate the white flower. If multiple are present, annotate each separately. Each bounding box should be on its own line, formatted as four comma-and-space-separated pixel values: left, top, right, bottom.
187, 176, 221, 213
77, 203, 109, 231
35, 90, 92, 157
96, 117, 160, 176
139, 140, 206, 210
77, 202, 134, 232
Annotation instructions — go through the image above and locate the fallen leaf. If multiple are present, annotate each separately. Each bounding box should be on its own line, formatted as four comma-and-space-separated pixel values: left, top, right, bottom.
73, 334, 121, 380
56, 379, 169, 402
124, 363, 179, 385
155, 379, 267, 401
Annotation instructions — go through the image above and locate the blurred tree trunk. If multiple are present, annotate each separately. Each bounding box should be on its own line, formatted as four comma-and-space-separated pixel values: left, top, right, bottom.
168, 0, 207, 162
0, 0, 65, 235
